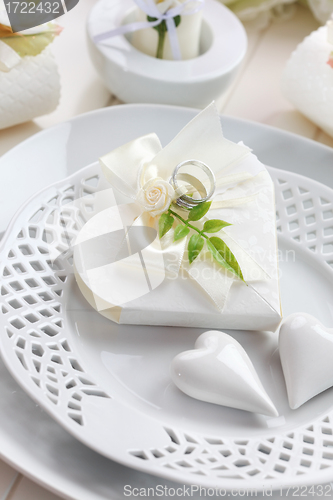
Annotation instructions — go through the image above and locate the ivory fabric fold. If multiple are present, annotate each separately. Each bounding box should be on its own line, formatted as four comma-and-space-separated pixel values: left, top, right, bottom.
0, 9, 60, 130
0, 40, 20, 71
74, 103, 282, 331
0, 46, 60, 129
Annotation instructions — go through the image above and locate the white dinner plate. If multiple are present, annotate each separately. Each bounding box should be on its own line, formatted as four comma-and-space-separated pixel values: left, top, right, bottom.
1, 157, 333, 491
0, 104, 332, 500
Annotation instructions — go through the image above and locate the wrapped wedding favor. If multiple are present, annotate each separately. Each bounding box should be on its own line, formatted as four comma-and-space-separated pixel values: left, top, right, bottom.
0, 10, 61, 129
73, 103, 282, 331
131, 0, 204, 60
94, 0, 204, 60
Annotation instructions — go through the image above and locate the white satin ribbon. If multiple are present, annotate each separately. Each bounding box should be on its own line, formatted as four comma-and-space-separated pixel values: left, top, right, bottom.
99, 103, 271, 311
93, 0, 204, 60
0, 39, 20, 72
211, 194, 258, 209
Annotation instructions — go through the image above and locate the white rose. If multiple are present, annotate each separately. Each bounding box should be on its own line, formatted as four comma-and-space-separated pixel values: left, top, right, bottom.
137, 177, 175, 217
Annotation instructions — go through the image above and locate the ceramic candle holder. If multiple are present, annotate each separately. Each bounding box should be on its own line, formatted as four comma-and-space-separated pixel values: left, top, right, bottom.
282, 20, 333, 138
87, 0, 247, 107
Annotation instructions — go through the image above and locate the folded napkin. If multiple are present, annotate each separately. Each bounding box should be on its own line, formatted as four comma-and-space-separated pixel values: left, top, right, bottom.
74, 103, 282, 331
0, 14, 61, 129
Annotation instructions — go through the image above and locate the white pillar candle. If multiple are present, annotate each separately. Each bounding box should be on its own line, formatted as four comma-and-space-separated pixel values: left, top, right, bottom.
131, 0, 203, 60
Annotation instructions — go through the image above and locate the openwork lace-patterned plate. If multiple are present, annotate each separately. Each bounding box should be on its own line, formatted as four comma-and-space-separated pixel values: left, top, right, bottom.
0, 163, 333, 491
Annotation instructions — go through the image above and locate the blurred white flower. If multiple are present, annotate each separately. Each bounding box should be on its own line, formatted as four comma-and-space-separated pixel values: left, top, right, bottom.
307, 0, 333, 23
218, 0, 332, 26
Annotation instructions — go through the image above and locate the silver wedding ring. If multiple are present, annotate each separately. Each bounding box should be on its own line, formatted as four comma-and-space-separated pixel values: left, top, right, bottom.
171, 160, 216, 209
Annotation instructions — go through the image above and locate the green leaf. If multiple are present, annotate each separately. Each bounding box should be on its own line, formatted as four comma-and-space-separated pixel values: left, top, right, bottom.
148, 16, 167, 33
188, 234, 204, 264
187, 201, 212, 222
203, 219, 232, 233
174, 224, 190, 242
159, 213, 174, 239
207, 237, 244, 281
173, 15, 181, 28
206, 239, 234, 274
147, 15, 181, 31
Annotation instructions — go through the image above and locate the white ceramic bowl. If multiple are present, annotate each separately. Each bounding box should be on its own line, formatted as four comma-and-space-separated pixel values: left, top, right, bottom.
87, 0, 247, 107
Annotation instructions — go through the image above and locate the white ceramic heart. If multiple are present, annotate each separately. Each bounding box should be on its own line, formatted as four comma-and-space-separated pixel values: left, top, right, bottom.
279, 313, 333, 410
170, 330, 278, 416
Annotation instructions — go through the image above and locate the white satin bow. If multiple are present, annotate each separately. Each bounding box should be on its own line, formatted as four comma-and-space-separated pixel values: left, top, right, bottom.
99, 103, 271, 311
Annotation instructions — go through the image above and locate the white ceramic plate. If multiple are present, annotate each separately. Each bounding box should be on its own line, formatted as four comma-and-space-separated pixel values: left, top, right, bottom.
1, 149, 333, 488
0, 105, 332, 500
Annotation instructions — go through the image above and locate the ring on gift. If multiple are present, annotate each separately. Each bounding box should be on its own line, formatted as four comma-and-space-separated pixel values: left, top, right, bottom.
171, 160, 216, 209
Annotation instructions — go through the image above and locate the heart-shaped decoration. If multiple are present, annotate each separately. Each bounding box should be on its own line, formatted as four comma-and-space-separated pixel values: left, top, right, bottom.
279, 313, 333, 409
171, 330, 278, 416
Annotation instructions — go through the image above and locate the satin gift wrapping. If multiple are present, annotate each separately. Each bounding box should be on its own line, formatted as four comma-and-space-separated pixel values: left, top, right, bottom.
74, 161, 282, 332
